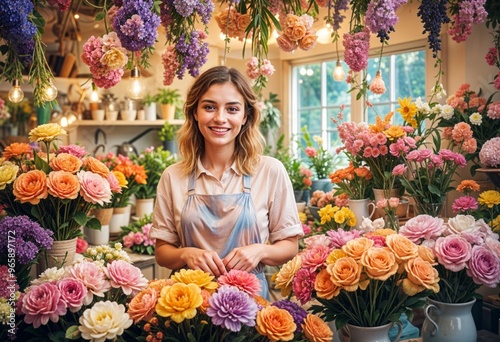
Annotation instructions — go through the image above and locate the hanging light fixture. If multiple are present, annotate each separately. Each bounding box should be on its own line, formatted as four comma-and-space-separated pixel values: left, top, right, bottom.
128, 66, 145, 100
332, 36, 345, 82
8, 79, 24, 103
41, 79, 58, 102
316, 22, 333, 45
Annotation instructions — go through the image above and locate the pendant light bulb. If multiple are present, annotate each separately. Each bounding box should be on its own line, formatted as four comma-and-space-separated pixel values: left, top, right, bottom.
128, 66, 145, 100
90, 89, 99, 102
8, 79, 24, 103
333, 60, 345, 82
317, 23, 333, 45
42, 80, 58, 102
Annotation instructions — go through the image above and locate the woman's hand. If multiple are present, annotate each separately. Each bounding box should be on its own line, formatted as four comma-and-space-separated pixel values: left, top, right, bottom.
182, 247, 227, 277
222, 244, 264, 272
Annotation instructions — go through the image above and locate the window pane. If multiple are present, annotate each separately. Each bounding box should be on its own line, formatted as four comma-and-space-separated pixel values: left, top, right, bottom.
299, 108, 322, 134
297, 64, 321, 108
325, 60, 350, 106
395, 51, 426, 99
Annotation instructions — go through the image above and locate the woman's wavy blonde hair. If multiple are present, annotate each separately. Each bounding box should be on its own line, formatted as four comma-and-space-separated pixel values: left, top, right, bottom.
176, 66, 265, 176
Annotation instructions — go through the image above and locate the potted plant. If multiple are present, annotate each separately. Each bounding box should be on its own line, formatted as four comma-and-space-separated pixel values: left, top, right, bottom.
156, 87, 182, 121
158, 121, 180, 153
142, 93, 157, 121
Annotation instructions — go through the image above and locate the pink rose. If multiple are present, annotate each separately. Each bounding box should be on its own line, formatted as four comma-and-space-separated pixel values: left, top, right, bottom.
123, 232, 135, 248
303, 234, 331, 249
305, 146, 316, 157
104, 260, 148, 296
133, 232, 145, 245
78, 170, 112, 205
22, 283, 67, 328
434, 235, 472, 272
58, 278, 87, 313
392, 164, 407, 176
76, 238, 88, 254
276, 34, 298, 52
301, 245, 331, 272
68, 261, 110, 305
467, 245, 500, 287
388, 197, 400, 208
400, 215, 445, 243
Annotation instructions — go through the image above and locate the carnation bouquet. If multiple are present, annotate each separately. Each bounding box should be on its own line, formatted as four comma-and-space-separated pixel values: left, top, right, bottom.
399, 214, 500, 303
274, 227, 440, 330
128, 268, 333, 342
16, 243, 148, 341
118, 214, 156, 255
0, 124, 121, 240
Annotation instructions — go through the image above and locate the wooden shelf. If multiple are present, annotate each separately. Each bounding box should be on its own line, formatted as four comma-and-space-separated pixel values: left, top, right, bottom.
76, 119, 184, 127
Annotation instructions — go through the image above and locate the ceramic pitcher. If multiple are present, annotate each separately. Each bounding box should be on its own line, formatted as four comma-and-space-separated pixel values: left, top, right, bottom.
348, 198, 376, 229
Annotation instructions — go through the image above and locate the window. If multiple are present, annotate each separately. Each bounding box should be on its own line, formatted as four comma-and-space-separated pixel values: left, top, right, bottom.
291, 48, 426, 158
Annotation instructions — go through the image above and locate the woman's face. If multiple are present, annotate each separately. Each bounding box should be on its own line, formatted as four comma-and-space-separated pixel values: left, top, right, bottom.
194, 82, 247, 151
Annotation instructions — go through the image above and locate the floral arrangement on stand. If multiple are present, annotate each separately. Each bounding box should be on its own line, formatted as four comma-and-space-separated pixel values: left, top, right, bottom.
117, 214, 156, 255
128, 268, 333, 341
301, 126, 335, 180
15, 243, 148, 341
0, 124, 122, 241
273, 226, 440, 330
399, 214, 500, 304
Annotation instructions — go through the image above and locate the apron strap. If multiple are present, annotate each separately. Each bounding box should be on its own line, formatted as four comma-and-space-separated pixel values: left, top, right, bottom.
187, 172, 196, 195
243, 174, 251, 193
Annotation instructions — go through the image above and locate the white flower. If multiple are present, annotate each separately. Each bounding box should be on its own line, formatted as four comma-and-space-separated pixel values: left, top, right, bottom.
415, 97, 431, 114
359, 217, 385, 232
469, 112, 482, 126
431, 82, 447, 99
446, 214, 481, 235
78, 301, 132, 342
31, 267, 66, 285
440, 104, 454, 120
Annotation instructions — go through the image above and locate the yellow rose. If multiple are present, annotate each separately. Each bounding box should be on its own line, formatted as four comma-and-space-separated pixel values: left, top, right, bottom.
325, 249, 346, 265
385, 234, 418, 263
0, 162, 19, 190
156, 283, 203, 323
170, 269, 218, 292
326, 256, 362, 292
342, 237, 374, 260
112, 170, 128, 188
302, 314, 333, 342
100, 47, 128, 69
314, 268, 340, 299
274, 255, 302, 297
28, 123, 67, 143
256, 306, 296, 342
360, 247, 398, 281
402, 257, 440, 296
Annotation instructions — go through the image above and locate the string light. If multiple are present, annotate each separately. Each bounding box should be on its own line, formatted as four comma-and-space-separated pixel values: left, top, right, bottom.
127, 66, 145, 100
332, 35, 345, 82
41, 80, 58, 102
8, 79, 24, 103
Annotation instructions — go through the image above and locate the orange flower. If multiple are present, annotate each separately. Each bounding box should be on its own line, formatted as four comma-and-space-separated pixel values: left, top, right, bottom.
256, 306, 296, 341
128, 287, 158, 323
13, 170, 48, 205
85, 156, 111, 177
148, 279, 175, 294
342, 237, 374, 260
326, 257, 363, 291
47, 171, 80, 200
457, 180, 480, 193
360, 247, 398, 281
132, 164, 148, 184
50, 153, 83, 174
354, 166, 372, 180
385, 234, 418, 263
274, 255, 302, 297
314, 268, 340, 299
302, 314, 333, 342
2, 142, 32, 160
112, 170, 128, 188
402, 257, 440, 296
417, 245, 437, 265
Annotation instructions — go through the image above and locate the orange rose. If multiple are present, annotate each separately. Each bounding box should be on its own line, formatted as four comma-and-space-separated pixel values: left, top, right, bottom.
326, 256, 362, 292
354, 166, 372, 180
402, 257, 440, 296
50, 153, 83, 174
314, 268, 340, 299
128, 287, 158, 323
417, 245, 437, 265
360, 247, 398, 281
85, 156, 111, 177
385, 234, 418, 263
256, 306, 296, 341
236, 13, 251, 31
287, 21, 307, 41
298, 32, 317, 51
13, 170, 48, 205
148, 279, 174, 294
47, 171, 80, 199
302, 314, 333, 342
3, 142, 32, 160
342, 237, 374, 260
274, 255, 302, 297
199, 289, 211, 314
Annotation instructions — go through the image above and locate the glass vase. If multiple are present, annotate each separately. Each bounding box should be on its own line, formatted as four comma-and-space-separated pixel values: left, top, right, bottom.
384, 214, 399, 231
413, 199, 444, 217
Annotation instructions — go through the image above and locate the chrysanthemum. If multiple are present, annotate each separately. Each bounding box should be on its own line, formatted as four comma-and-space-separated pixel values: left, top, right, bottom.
217, 269, 261, 297
478, 190, 500, 208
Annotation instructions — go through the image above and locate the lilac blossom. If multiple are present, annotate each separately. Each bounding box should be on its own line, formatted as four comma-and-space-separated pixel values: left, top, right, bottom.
448, 0, 487, 43
273, 299, 308, 332
366, 0, 407, 42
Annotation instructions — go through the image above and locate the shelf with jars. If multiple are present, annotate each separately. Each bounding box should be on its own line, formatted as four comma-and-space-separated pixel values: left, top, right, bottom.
75, 119, 184, 127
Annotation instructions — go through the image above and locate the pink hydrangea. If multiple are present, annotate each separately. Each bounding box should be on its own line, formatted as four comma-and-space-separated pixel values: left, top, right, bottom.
162, 46, 179, 86
487, 102, 500, 119
479, 137, 500, 167
217, 269, 262, 297
343, 28, 370, 72
485, 47, 498, 66
400, 215, 446, 243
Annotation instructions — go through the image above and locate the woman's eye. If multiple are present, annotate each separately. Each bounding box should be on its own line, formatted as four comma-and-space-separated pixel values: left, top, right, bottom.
227, 107, 240, 113
203, 105, 215, 111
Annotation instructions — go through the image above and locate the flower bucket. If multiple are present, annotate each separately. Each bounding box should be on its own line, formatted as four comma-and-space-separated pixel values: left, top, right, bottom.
135, 198, 154, 218
38, 237, 78, 273
85, 208, 114, 245
109, 205, 131, 237
144, 103, 157, 121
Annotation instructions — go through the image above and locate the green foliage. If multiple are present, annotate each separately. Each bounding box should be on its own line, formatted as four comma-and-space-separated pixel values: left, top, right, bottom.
142, 93, 157, 106
259, 92, 281, 136
158, 121, 180, 142
156, 88, 182, 105
301, 125, 335, 179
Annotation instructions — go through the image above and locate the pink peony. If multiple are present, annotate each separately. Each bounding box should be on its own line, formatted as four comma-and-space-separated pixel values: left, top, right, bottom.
22, 282, 67, 328
217, 269, 262, 297
123, 232, 135, 248
292, 267, 316, 305
57, 278, 87, 313
301, 245, 331, 272
78, 170, 112, 205
133, 232, 145, 245
452, 196, 478, 213
68, 261, 110, 305
466, 245, 500, 287
303, 234, 331, 249
400, 215, 446, 243
479, 137, 500, 167
434, 235, 472, 272
104, 260, 148, 296
327, 228, 363, 248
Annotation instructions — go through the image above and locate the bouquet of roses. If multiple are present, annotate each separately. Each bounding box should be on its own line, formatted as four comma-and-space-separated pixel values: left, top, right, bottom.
0, 124, 121, 240
127, 268, 333, 342
399, 214, 500, 303
118, 214, 156, 255
274, 227, 440, 329
17, 243, 148, 341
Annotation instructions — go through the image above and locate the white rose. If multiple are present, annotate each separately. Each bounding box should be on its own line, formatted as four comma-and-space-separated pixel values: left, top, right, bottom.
446, 215, 479, 235
79, 301, 132, 342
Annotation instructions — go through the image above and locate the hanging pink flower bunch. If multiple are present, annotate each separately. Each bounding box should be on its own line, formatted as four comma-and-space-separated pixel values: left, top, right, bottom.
343, 27, 370, 72
276, 13, 317, 53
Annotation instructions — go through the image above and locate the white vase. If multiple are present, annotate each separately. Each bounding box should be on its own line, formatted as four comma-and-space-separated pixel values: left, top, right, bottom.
348, 198, 376, 229
345, 322, 402, 342
144, 103, 157, 121
109, 205, 131, 236
135, 198, 154, 218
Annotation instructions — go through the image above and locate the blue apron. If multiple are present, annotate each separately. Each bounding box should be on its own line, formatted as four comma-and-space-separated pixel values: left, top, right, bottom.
180, 172, 269, 299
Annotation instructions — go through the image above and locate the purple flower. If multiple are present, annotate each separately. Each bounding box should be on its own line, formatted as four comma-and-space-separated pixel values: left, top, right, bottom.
466, 245, 500, 287
206, 285, 258, 332
0, 216, 53, 265
272, 299, 307, 332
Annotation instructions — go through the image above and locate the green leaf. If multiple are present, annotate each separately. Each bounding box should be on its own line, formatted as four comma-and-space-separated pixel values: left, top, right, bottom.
85, 217, 102, 230
73, 211, 89, 227
65, 325, 81, 340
